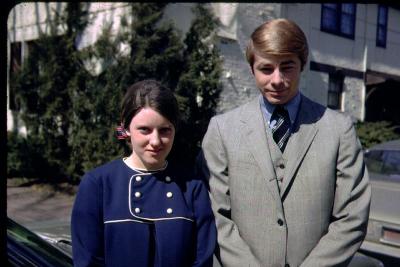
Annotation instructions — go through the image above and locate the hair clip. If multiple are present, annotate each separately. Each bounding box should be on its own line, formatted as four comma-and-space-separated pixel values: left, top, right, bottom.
116, 124, 129, 140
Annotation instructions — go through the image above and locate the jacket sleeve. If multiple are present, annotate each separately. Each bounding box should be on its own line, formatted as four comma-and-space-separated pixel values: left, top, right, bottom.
300, 116, 371, 266
71, 173, 105, 267
198, 117, 262, 267
192, 179, 217, 267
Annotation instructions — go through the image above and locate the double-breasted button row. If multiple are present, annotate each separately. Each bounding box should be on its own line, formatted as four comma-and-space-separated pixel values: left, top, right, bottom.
132, 173, 174, 215
134, 207, 174, 215
134, 175, 172, 183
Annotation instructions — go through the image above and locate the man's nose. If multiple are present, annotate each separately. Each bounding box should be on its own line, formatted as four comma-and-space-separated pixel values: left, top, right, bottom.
271, 69, 284, 85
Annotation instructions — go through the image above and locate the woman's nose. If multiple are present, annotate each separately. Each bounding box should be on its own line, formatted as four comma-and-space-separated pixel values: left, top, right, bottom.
149, 131, 161, 146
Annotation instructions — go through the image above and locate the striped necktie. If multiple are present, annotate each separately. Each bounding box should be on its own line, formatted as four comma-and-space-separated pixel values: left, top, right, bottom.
271, 105, 291, 152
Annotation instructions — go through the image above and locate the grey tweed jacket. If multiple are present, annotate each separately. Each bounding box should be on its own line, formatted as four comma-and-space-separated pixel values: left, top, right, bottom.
199, 94, 371, 267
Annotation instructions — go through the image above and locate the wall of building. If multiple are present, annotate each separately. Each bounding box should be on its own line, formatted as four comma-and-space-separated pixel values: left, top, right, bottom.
7, 3, 400, 132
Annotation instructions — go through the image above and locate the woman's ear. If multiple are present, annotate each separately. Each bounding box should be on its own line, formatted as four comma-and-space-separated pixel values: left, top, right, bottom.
116, 124, 130, 140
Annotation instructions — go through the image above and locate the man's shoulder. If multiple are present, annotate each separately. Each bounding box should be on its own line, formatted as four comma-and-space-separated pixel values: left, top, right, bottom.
212, 98, 257, 123
302, 95, 351, 122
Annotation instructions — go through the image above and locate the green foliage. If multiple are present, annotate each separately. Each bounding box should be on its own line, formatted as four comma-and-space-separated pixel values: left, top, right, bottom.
9, 3, 222, 181
7, 132, 48, 179
355, 121, 400, 149
173, 4, 222, 165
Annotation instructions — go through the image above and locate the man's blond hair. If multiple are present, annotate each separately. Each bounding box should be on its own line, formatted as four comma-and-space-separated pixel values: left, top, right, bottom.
246, 18, 309, 71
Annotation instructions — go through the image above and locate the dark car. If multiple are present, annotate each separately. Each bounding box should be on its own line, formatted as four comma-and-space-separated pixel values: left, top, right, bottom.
361, 139, 400, 262
7, 217, 73, 267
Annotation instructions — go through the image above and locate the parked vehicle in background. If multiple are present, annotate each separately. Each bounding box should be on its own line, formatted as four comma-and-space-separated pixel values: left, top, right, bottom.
7, 217, 73, 267
361, 139, 400, 265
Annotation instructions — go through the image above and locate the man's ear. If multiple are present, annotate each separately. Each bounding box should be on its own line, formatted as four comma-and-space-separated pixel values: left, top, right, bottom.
125, 129, 131, 137
250, 65, 255, 75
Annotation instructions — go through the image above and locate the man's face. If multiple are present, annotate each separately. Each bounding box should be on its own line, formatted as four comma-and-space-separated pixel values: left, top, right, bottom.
252, 53, 302, 105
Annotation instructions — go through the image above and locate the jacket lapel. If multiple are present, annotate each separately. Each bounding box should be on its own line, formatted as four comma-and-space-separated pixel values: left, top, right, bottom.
240, 98, 281, 202
280, 96, 320, 197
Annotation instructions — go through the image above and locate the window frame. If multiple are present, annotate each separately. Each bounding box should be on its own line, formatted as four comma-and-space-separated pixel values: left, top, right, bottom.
321, 3, 357, 39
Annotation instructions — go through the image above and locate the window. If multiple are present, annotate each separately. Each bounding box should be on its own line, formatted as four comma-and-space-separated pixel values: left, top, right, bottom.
321, 3, 356, 39
365, 149, 400, 178
327, 70, 344, 110
376, 5, 388, 48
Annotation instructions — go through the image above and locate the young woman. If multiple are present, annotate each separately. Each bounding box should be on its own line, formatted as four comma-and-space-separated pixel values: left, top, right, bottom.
71, 80, 216, 267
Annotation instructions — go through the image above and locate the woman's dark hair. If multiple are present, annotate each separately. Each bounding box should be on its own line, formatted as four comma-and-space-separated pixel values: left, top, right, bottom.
121, 79, 179, 130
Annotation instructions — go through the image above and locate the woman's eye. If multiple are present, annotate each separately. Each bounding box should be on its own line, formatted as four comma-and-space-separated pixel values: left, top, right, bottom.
160, 128, 172, 135
138, 127, 150, 134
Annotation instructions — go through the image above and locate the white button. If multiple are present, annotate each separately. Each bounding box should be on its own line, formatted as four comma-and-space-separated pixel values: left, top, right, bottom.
134, 208, 141, 213
165, 176, 171, 182
134, 192, 141, 198
166, 208, 173, 214
135, 176, 142, 182
166, 192, 173, 198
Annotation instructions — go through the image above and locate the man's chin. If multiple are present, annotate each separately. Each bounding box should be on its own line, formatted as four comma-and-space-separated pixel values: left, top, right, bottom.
264, 96, 288, 105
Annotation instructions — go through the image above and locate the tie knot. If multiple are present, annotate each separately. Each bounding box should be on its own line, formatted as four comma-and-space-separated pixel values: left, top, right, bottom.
271, 105, 290, 152
274, 105, 286, 114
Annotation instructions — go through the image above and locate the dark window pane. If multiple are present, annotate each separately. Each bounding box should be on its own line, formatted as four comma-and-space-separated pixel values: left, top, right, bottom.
323, 10, 339, 31
378, 5, 388, 24
376, 5, 388, 47
321, 3, 355, 38
321, 4, 339, 32
327, 91, 340, 109
342, 3, 355, 14
341, 14, 354, 36
323, 3, 338, 10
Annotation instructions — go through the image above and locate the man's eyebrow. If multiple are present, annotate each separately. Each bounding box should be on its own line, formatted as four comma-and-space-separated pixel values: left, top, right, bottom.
280, 60, 296, 65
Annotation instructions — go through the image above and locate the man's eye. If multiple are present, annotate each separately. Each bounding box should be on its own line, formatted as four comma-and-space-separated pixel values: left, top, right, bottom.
260, 68, 273, 73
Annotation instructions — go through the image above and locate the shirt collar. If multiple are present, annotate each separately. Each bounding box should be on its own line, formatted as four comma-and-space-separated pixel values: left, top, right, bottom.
259, 91, 301, 127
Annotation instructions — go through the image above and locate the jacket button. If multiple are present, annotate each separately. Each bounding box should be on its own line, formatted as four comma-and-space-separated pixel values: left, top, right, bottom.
166, 192, 173, 198
278, 163, 285, 169
134, 192, 141, 198
134, 207, 141, 214
135, 176, 142, 182
166, 208, 173, 214
165, 176, 171, 182
277, 219, 284, 226
285, 264, 290, 267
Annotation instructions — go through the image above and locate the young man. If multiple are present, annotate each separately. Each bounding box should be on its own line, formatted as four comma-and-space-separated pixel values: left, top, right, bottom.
199, 19, 370, 266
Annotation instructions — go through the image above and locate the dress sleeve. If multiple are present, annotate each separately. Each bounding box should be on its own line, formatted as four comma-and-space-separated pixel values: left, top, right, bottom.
71, 173, 105, 267
192, 179, 217, 267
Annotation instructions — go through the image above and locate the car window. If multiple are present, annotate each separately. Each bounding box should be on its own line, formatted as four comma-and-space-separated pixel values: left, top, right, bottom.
365, 150, 400, 181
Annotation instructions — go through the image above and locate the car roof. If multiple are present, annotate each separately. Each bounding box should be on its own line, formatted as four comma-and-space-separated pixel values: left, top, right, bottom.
368, 139, 400, 151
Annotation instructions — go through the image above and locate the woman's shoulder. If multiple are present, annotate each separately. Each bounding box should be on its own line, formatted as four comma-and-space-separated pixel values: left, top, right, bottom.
166, 163, 207, 192
83, 158, 126, 180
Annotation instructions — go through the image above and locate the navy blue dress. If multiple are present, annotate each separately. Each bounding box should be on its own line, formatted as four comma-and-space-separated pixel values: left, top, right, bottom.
71, 159, 216, 267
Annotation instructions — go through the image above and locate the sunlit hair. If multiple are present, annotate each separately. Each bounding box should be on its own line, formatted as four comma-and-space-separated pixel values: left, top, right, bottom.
246, 18, 309, 71
120, 80, 179, 131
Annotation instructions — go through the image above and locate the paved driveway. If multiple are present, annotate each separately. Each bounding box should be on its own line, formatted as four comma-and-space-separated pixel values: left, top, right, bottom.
7, 181, 76, 239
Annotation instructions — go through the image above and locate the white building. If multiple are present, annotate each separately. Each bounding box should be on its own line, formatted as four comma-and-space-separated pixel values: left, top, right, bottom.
7, 3, 400, 133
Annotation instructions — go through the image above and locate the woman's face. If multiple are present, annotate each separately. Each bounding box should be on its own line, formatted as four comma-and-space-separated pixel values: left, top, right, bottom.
126, 107, 175, 170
